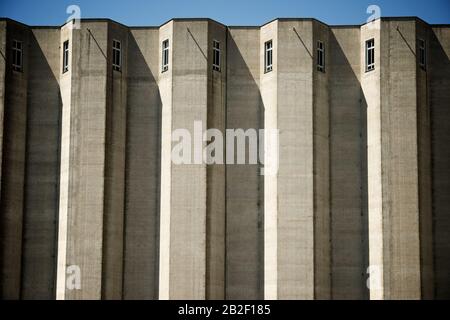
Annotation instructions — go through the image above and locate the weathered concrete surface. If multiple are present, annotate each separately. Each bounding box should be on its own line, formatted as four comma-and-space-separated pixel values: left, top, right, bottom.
261, 20, 278, 299
123, 27, 161, 299
55, 21, 74, 300
0, 21, 5, 208
365, 19, 435, 299
329, 26, 369, 300
56, 21, 129, 299
416, 19, 434, 300
206, 20, 227, 300
264, 19, 331, 299
21, 27, 61, 299
59, 21, 110, 300
0, 20, 29, 299
159, 20, 227, 300
0, 17, 448, 300
430, 26, 450, 299
226, 27, 264, 300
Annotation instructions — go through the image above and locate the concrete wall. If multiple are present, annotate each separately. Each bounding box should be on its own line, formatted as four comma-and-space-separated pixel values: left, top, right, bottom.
261, 20, 278, 299
0, 21, 5, 206
159, 20, 226, 299
55, 21, 73, 299
60, 21, 110, 299
0, 20, 29, 299
21, 27, 61, 299
226, 27, 264, 300
430, 25, 450, 299
329, 26, 369, 299
416, 20, 434, 299
365, 19, 435, 299
206, 21, 227, 299
0, 17, 449, 300
123, 27, 161, 299
378, 20, 427, 299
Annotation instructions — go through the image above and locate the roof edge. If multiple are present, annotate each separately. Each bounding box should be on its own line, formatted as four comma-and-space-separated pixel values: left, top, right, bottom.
0, 16, 448, 29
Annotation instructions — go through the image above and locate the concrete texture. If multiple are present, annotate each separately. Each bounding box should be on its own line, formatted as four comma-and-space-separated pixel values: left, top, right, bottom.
226, 27, 264, 300
0, 20, 29, 299
329, 26, 369, 299
123, 27, 161, 300
0, 17, 449, 300
21, 27, 61, 299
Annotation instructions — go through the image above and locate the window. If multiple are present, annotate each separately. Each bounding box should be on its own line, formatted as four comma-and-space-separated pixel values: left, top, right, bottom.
366, 38, 375, 72
62, 40, 69, 73
12, 40, 23, 72
418, 39, 426, 69
112, 40, 121, 72
213, 40, 220, 72
265, 40, 273, 73
317, 40, 325, 72
162, 39, 169, 72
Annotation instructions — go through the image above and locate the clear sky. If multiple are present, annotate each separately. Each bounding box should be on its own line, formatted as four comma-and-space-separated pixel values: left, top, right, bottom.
1, 0, 449, 26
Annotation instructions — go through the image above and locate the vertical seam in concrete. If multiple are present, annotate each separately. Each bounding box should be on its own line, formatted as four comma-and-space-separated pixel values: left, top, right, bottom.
312, 23, 317, 299
56, 24, 73, 300
413, 21, 423, 299
158, 21, 173, 299
100, 23, 110, 299
52, 84, 62, 299
18, 29, 31, 299
205, 21, 210, 299
223, 27, 228, 300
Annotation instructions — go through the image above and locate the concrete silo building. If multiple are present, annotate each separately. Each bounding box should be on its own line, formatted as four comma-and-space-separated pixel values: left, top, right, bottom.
0, 16, 449, 299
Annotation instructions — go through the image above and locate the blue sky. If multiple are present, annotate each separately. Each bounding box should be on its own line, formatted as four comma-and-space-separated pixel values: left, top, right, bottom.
1, 0, 449, 26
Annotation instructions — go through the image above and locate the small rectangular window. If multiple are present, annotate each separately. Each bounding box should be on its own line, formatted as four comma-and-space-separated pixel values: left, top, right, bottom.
418, 39, 426, 70
162, 39, 169, 72
366, 38, 375, 72
112, 40, 122, 72
213, 40, 221, 72
317, 40, 325, 72
12, 40, 23, 72
265, 40, 273, 73
62, 40, 69, 73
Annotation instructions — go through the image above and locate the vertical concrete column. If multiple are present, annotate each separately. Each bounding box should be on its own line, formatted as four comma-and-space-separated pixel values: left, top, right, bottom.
56, 21, 127, 299
430, 25, 450, 299
261, 20, 278, 299
158, 21, 173, 300
56, 21, 74, 299
415, 20, 434, 299
364, 19, 431, 299
58, 20, 109, 299
0, 21, 30, 299
361, 20, 383, 300
21, 27, 61, 299
206, 20, 227, 299
159, 20, 226, 299
329, 26, 369, 299
226, 27, 264, 299
264, 19, 331, 300
123, 27, 161, 299
311, 21, 331, 299
0, 21, 5, 197
101, 22, 128, 299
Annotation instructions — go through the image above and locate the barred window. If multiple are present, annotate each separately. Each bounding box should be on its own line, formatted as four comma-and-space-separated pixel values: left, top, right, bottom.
418, 39, 426, 69
162, 39, 169, 72
366, 38, 375, 72
213, 40, 220, 72
317, 40, 325, 72
112, 40, 121, 72
265, 40, 273, 73
62, 40, 69, 73
12, 40, 23, 72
